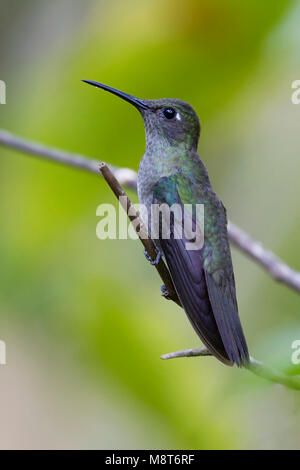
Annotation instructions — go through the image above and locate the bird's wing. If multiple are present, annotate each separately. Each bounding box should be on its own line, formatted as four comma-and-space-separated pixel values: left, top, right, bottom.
152, 173, 249, 366
204, 268, 249, 366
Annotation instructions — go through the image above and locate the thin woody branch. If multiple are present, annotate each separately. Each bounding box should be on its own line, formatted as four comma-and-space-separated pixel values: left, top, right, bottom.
161, 347, 300, 391
228, 221, 300, 292
0, 128, 300, 294
99, 163, 181, 307
0, 129, 137, 189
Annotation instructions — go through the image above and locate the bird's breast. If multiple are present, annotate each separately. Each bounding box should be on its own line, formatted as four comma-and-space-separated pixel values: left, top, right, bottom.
137, 153, 177, 208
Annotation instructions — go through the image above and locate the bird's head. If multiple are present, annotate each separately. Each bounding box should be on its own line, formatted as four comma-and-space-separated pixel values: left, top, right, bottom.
82, 80, 201, 152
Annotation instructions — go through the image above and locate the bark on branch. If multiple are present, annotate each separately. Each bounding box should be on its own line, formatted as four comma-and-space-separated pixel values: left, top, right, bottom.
99, 163, 181, 306
161, 347, 300, 391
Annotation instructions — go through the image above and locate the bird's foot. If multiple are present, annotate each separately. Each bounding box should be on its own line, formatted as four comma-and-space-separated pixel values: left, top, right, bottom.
161, 284, 170, 299
161, 284, 181, 305
144, 248, 162, 266
161, 284, 173, 301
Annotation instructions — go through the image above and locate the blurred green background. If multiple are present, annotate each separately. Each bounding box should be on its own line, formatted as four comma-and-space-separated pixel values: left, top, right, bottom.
0, 0, 300, 449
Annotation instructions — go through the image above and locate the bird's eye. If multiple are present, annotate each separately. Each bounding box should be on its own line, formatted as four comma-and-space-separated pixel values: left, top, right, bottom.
163, 107, 176, 119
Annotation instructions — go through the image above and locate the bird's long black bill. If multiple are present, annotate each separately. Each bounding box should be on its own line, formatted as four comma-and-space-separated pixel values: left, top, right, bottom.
82, 80, 148, 110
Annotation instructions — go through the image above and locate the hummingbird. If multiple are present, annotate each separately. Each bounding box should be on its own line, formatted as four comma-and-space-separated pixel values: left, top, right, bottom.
83, 80, 249, 367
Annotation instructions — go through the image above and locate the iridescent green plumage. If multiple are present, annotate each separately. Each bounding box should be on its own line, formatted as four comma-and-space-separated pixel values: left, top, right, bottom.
83, 80, 249, 366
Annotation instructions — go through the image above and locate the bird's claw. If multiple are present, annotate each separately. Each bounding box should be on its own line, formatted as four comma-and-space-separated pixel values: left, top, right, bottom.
144, 248, 161, 265
161, 284, 179, 303
161, 284, 170, 299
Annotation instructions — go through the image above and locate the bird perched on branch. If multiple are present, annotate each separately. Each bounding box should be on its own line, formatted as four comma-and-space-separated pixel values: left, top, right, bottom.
83, 80, 249, 367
